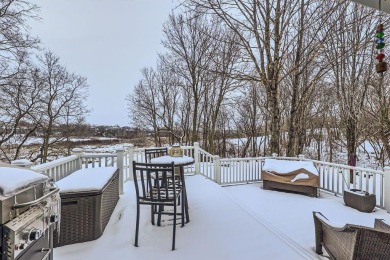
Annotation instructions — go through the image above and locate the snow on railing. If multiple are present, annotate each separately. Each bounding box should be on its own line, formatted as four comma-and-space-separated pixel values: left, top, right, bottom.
31, 143, 389, 209
32, 155, 79, 182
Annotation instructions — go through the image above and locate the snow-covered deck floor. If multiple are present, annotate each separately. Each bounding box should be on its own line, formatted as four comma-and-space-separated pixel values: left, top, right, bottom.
54, 175, 390, 260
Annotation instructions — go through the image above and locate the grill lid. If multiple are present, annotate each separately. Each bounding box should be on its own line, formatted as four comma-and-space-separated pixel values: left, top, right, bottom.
0, 165, 48, 197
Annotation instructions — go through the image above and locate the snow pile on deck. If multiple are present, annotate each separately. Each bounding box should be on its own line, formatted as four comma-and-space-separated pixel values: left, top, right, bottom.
54, 175, 390, 260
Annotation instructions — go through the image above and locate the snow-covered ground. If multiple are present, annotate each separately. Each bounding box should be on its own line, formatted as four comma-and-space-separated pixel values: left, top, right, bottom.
82, 143, 133, 153
54, 175, 390, 260
3, 136, 118, 146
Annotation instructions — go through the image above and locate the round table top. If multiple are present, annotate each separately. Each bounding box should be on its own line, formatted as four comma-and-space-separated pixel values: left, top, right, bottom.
150, 155, 195, 166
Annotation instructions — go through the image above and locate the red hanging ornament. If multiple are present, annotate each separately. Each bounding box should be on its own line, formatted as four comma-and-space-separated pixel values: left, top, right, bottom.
377, 53, 386, 61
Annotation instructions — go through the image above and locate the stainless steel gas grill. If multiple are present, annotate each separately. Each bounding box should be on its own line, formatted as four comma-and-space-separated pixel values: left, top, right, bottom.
0, 166, 60, 260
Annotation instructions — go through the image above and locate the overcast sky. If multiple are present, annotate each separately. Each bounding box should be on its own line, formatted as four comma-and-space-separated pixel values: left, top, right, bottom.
30, 0, 178, 127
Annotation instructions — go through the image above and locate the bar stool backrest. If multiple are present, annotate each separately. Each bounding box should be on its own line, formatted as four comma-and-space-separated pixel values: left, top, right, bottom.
133, 162, 177, 203
144, 147, 168, 163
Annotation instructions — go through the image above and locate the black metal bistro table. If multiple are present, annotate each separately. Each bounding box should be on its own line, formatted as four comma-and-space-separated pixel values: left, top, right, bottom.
150, 155, 194, 224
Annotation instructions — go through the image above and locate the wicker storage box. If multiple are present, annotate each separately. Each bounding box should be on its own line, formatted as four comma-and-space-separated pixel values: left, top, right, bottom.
54, 169, 119, 247
263, 180, 318, 197
343, 189, 376, 213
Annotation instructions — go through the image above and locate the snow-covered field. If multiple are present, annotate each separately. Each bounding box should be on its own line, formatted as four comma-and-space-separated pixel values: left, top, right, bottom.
4, 136, 119, 146
54, 175, 390, 260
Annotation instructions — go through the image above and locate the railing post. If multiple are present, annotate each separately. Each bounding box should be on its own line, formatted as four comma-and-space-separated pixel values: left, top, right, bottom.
384, 167, 390, 212
214, 155, 221, 184
194, 142, 200, 174
298, 154, 305, 160
127, 144, 134, 180
116, 148, 124, 195
272, 153, 278, 158
72, 148, 83, 170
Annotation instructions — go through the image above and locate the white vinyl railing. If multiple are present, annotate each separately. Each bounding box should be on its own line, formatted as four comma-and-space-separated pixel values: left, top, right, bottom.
310, 159, 385, 207
216, 155, 386, 208
197, 147, 215, 180
32, 155, 79, 182
219, 157, 263, 184
30, 143, 389, 209
81, 153, 117, 168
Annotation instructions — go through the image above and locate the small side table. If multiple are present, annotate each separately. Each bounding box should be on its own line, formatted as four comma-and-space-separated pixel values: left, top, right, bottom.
343, 189, 376, 213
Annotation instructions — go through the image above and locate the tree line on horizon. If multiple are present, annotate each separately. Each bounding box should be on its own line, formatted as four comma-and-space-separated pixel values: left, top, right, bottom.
0, 1, 89, 163
128, 0, 390, 167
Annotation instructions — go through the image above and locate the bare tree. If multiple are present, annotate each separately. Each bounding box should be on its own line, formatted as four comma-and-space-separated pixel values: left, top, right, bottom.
0, 0, 39, 81
323, 3, 377, 172
364, 73, 390, 166
0, 65, 43, 162
162, 13, 216, 144
199, 23, 242, 154
154, 56, 182, 144
283, 0, 339, 156
35, 51, 89, 163
185, 0, 301, 154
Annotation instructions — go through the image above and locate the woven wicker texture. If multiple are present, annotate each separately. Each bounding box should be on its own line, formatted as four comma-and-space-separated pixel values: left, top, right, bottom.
354, 225, 390, 259
313, 212, 390, 260
375, 219, 390, 232
344, 189, 376, 213
263, 180, 317, 197
101, 174, 119, 229
54, 170, 119, 247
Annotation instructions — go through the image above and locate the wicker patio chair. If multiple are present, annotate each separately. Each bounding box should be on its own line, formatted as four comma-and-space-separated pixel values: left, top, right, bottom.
133, 161, 185, 250
313, 212, 390, 259
374, 219, 390, 232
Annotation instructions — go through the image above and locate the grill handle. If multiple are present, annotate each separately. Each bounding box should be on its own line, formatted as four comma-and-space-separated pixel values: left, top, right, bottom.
13, 188, 60, 209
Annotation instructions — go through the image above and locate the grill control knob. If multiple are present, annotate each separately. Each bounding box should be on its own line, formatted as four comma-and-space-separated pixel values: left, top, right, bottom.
16, 243, 26, 250
29, 229, 42, 241
50, 214, 59, 223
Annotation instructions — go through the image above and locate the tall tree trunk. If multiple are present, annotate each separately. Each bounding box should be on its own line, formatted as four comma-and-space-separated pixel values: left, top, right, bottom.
268, 84, 280, 154
346, 115, 357, 183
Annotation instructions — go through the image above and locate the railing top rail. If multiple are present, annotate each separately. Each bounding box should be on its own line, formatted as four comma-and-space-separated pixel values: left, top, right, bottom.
306, 159, 385, 174
220, 157, 264, 162
198, 147, 213, 157
33, 144, 384, 177
133, 146, 194, 152
177, 145, 194, 150
81, 153, 117, 158
219, 156, 384, 175
32, 155, 78, 172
